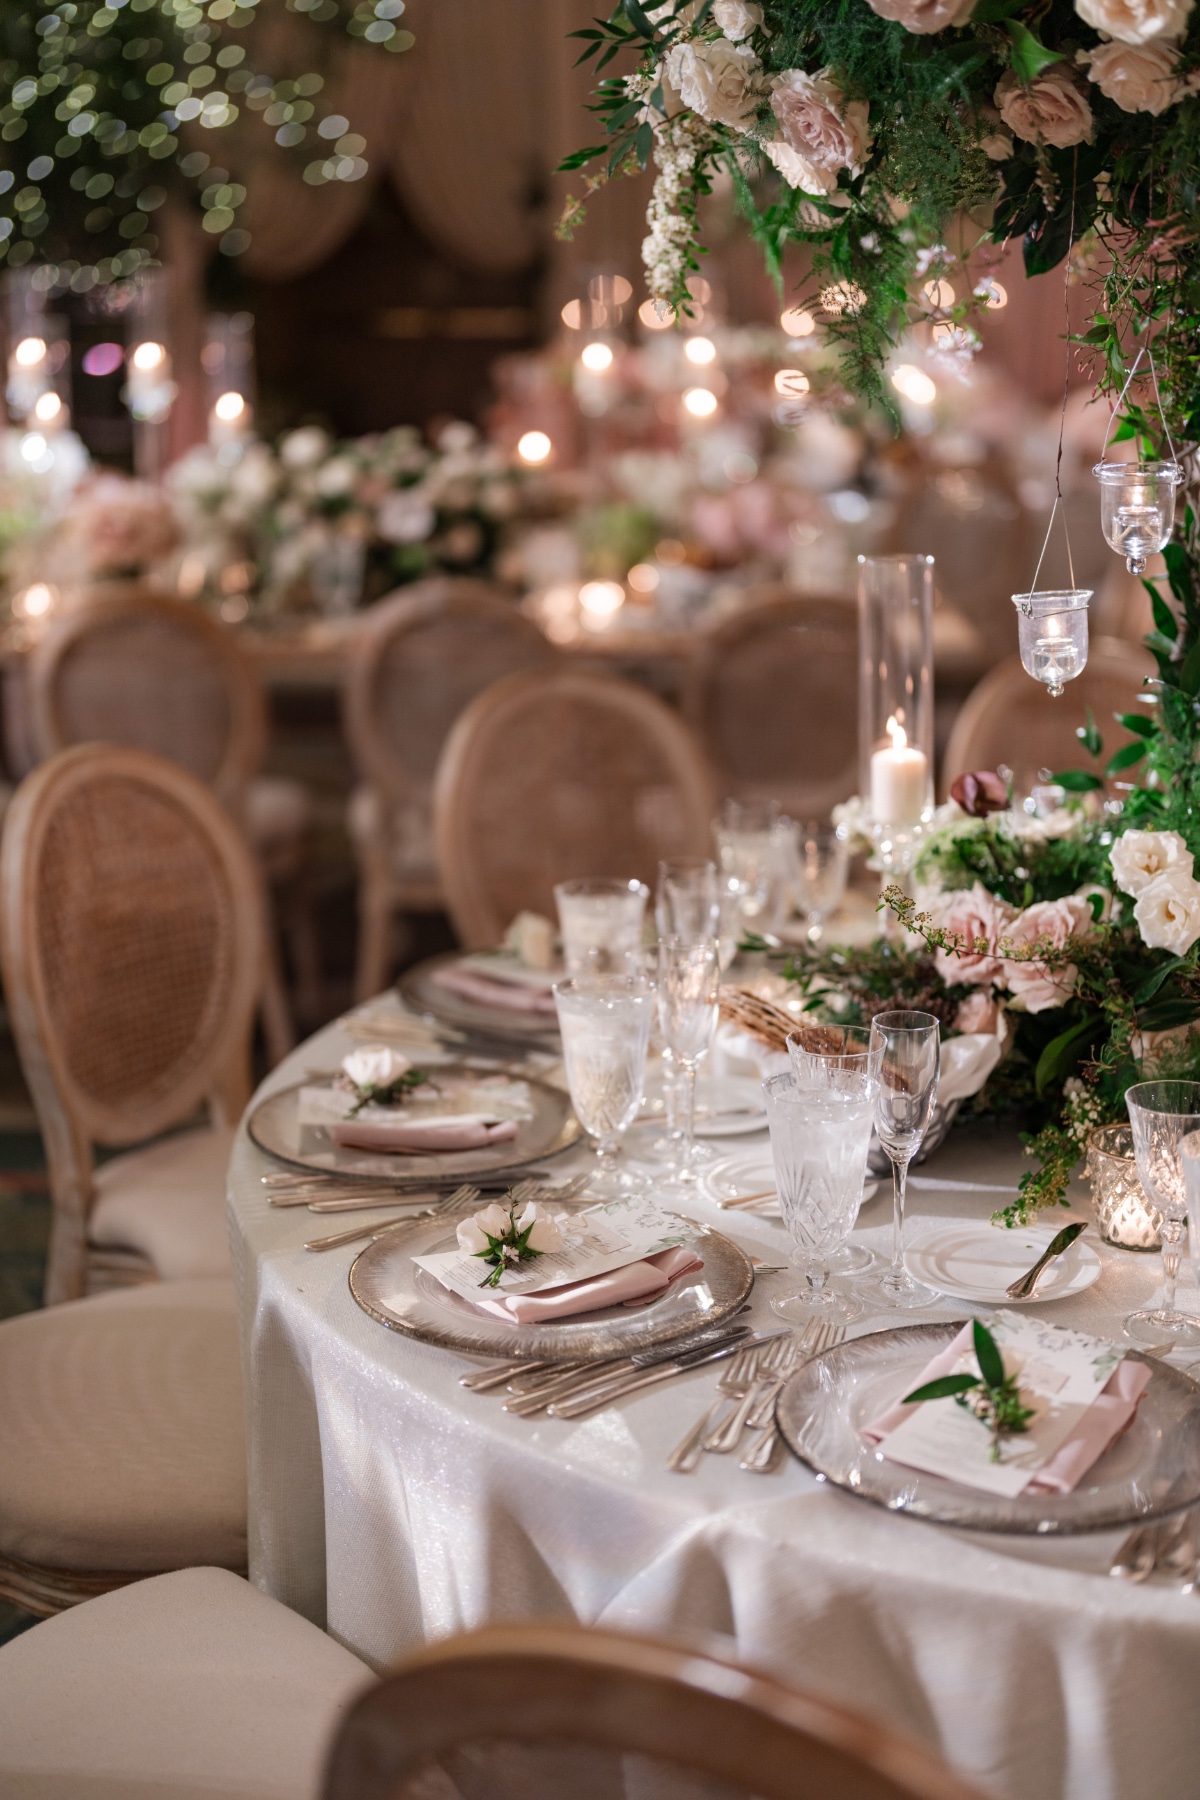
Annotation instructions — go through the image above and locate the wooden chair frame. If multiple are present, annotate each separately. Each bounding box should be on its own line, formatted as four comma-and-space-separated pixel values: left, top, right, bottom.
0, 745, 265, 1303
322, 1623, 988, 1800
433, 665, 717, 949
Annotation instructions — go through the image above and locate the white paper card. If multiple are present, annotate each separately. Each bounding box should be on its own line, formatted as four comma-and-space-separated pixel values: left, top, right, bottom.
296, 1076, 532, 1129
878, 1310, 1125, 1498
413, 1196, 689, 1304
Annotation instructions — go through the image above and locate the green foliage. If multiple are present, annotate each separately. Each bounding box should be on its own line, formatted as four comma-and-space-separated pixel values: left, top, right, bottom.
905, 1317, 1036, 1462
345, 1066, 431, 1118
913, 812, 1109, 908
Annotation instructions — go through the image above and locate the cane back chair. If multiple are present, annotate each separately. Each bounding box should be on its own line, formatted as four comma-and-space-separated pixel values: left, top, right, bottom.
0, 744, 264, 1304
343, 577, 557, 997
434, 666, 717, 949
685, 593, 859, 821
323, 1622, 989, 1800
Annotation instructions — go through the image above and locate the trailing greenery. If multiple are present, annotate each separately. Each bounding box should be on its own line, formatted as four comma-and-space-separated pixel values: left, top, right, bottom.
904, 1316, 1036, 1462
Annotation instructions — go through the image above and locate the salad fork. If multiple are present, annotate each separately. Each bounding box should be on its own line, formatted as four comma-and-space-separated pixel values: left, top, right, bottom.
739, 1318, 847, 1472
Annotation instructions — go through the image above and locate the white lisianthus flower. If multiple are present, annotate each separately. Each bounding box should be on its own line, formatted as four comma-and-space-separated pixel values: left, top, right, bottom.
712, 0, 763, 40
456, 1202, 513, 1254
516, 1202, 564, 1253
665, 37, 762, 129
1074, 0, 1193, 42
1077, 38, 1186, 111
1133, 867, 1200, 954
341, 1046, 412, 1090
1110, 828, 1193, 896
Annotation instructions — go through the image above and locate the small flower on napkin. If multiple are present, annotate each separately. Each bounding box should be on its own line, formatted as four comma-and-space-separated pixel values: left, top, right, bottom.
503, 910, 556, 971
339, 1045, 431, 1116
457, 1198, 564, 1288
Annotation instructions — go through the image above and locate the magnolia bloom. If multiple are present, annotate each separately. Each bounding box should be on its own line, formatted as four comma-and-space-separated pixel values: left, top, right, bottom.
865, 0, 974, 29
934, 883, 1015, 987
995, 67, 1094, 148
341, 1046, 412, 1090
712, 0, 763, 40
1133, 867, 1200, 955
1002, 896, 1094, 1014
1077, 38, 1186, 111
1074, 0, 1194, 42
1110, 828, 1193, 896
771, 68, 871, 188
664, 38, 762, 130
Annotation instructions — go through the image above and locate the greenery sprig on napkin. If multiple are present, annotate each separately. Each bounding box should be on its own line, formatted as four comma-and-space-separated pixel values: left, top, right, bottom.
340, 1046, 434, 1118
904, 1319, 1035, 1465
458, 1198, 564, 1290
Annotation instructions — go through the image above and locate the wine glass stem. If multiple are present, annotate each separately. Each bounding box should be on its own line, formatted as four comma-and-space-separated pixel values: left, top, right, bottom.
679, 1061, 698, 1172
890, 1156, 910, 1280
1162, 1218, 1183, 1314
597, 1133, 619, 1173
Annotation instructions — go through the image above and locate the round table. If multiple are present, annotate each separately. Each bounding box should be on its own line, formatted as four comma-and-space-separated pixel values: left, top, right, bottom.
228, 1012, 1200, 1800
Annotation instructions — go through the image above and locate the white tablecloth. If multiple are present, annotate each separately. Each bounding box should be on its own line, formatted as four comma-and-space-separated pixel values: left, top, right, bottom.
228, 1019, 1200, 1800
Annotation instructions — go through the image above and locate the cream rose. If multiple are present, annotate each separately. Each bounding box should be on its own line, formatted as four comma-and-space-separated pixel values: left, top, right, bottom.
712, 0, 763, 40
865, 0, 974, 30
456, 1202, 513, 1254
1074, 0, 1193, 43
341, 1046, 412, 1090
1133, 867, 1200, 954
665, 38, 762, 129
515, 1202, 564, 1254
771, 68, 871, 194
1077, 39, 1184, 111
954, 990, 1005, 1036
995, 67, 1095, 148
762, 137, 836, 194
1002, 896, 1093, 1013
1110, 828, 1193, 896
933, 883, 1016, 988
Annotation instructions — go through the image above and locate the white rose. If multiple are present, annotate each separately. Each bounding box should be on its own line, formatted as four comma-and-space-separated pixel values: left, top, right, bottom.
504, 910, 556, 971
995, 67, 1094, 148
1110, 828, 1193, 896
516, 1202, 563, 1253
315, 457, 356, 499
456, 1202, 513, 1255
1077, 39, 1184, 111
279, 426, 332, 471
762, 137, 835, 194
1133, 867, 1200, 954
1074, 0, 1193, 41
665, 38, 762, 129
377, 489, 436, 544
341, 1046, 412, 1090
712, 0, 763, 40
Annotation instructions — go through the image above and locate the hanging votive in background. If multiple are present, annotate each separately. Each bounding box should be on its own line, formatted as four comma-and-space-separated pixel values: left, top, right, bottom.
125, 268, 177, 481
1093, 459, 1183, 575
1011, 588, 1092, 697
204, 311, 255, 456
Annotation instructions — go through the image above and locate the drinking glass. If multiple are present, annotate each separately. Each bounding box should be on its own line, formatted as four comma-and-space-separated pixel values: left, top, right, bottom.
655, 858, 720, 941
713, 799, 792, 937
870, 1010, 941, 1308
763, 1053, 880, 1324
792, 822, 849, 945
1126, 1083, 1200, 1347
787, 1026, 875, 1274
655, 936, 720, 1186
554, 878, 649, 975
553, 975, 653, 1197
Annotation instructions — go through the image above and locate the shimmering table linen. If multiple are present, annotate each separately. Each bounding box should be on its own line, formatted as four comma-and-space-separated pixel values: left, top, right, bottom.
228, 1019, 1200, 1800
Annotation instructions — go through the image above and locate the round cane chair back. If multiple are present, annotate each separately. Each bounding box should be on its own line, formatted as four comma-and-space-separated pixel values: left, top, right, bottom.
434, 667, 717, 948
686, 594, 858, 819
323, 1623, 989, 1800
28, 584, 266, 810
343, 578, 556, 804
942, 639, 1156, 799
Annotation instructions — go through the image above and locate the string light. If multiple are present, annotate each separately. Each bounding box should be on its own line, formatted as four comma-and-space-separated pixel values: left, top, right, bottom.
774, 369, 810, 397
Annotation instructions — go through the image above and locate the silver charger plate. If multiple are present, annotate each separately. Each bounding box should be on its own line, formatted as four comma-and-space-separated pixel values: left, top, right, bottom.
399, 953, 561, 1044
349, 1217, 754, 1361
247, 1064, 582, 1187
775, 1320, 1200, 1534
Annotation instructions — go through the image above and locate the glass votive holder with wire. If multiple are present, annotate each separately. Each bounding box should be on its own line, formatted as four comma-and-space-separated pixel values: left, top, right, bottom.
1093, 460, 1183, 575
1011, 590, 1092, 697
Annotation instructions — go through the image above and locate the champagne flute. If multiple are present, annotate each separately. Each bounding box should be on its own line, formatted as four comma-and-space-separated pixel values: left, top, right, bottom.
653, 860, 719, 1160
1129, 1085, 1200, 1347
656, 935, 720, 1188
870, 1010, 940, 1308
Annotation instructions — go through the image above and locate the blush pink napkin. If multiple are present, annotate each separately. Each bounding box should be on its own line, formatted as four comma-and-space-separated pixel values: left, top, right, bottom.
433, 963, 559, 1017
864, 1321, 1151, 1494
470, 1245, 704, 1326
331, 1117, 520, 1154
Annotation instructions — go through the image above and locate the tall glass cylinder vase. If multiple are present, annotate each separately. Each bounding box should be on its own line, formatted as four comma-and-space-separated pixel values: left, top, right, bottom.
857, 554, 934, 902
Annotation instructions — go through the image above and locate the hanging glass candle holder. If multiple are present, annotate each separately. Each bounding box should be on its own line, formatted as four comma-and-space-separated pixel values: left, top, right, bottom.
1093, 459, 1183, 575
1011, 589, 1091, 697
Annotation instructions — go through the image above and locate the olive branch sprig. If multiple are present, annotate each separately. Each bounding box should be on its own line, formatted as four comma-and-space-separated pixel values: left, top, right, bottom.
904, 1318, 1036, 1464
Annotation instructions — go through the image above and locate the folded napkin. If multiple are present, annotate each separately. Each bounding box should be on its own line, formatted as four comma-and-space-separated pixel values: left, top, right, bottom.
433, 962, 559, 1017
471, 1245, 704, 1326
864, 1322, 1152, 1494
331, 1115, 520, 1154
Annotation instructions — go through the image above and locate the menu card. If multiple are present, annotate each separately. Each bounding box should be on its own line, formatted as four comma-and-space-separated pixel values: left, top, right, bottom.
296, 1074, 533, 1129
413, 1196, 689, 1307
877, 1311, 1127, 1498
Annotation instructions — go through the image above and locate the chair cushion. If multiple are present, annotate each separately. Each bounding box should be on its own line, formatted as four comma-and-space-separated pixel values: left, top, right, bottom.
0, 1565, 373, 1800
244, 776, 312, 854
89, 1126, 234, 1280
0, 1280, 246, 1573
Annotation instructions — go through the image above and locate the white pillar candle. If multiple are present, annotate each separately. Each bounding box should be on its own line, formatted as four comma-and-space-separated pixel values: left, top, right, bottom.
870, 719, 928, 826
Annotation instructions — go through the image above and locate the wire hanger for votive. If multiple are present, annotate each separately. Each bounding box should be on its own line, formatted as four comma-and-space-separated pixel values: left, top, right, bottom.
1093, 345, 1184, 576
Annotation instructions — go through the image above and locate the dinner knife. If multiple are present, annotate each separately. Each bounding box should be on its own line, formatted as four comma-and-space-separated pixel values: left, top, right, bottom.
501, 1325, 761, 1417
1005, 1221, 1087, 1299
547, 1332, 771, 1420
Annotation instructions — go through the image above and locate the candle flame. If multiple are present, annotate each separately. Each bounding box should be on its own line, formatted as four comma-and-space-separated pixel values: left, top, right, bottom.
886, 714, 907, 751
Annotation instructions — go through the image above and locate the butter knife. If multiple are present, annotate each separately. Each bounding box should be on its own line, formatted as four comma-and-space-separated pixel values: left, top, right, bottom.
1005, 1221, 1087, 1299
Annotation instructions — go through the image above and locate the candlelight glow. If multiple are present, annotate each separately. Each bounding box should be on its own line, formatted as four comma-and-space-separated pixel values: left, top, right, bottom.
19, 583, 53, 618
516, 430, 552, 465
131, 341, 166, 371
580, 341, 614, 372
214, 391, 246, 422
579, 578, 625, 620
684, 336, 716, 365
639, 298, 674, 330
890, 364, 937, 406
780, 307, 815, 337
683, 386, 718, 418
922, 278, 956, 311
887, 715, 907, 751
774, 368, 810, 397
33, 392, 61, 422
561, 299, 582, 330
627, 563, 659, 593
14, 337, 45, 367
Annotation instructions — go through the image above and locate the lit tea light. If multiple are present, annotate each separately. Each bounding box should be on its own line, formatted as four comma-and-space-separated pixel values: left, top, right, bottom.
516, 430, 552, 465
13, 337, 46, 367
580, 341, 614, 372
579, 579, 625, 624
684, 336, 716, 365
780, 307, 815, 337
870, 715, 928, 826
683, 387, 718, 418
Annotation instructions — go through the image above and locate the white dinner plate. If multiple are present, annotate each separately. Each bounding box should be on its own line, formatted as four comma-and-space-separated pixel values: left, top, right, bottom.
692, 1077, 768, 1138
904, 1219, 1101, 1305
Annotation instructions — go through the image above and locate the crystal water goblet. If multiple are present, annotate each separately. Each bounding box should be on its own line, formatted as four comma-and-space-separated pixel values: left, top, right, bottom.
869, 1010, 940, 1308
787, 1025, 876, 1274
792, 822, 849, 945
762, 1052, 880, 1324
554, 878, 649, 976
655, 935, 720, 1188
553, 975, 653, 1197
1126, 1083, 1200, 1348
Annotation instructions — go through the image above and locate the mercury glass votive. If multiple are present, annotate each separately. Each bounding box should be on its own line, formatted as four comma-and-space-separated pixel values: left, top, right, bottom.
1093, 460, 1183, 575
1086, 1124, 1163, 1250
1012, 589, 1091, 697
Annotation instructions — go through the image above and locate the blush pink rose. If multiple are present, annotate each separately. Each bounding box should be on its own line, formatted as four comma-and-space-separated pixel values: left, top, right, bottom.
995, 67, 1094, 149
771, 68, 871, 182
865, 0, 974, 30
954, 990, 1004, 1036
65, 476, 181, 575
1002, 896, 1093, 1013
934, 883, 1015, 987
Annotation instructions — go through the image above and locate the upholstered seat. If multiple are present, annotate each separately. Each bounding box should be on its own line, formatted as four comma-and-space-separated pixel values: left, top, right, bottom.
0, 1280, 245, 1593
88, 1126, 234, 1281
0, 1566, 372, 1800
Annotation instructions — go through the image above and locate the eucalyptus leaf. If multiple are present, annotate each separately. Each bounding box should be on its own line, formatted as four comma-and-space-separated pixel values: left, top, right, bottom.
973, 1317, 1006, 1390
903, 1373, 980, 1404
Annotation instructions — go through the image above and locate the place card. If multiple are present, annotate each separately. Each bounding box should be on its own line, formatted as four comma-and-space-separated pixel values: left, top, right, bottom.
296, 1074, 532, 1129
878, 1311, 1126, 1499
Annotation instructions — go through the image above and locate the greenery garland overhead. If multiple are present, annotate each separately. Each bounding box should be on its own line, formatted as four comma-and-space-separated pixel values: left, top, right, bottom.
0, 0, 411, 286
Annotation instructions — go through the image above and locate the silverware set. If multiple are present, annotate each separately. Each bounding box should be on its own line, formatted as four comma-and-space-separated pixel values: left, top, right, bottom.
1110, 1507, 1200, 1589
668, 1317, 845, 1475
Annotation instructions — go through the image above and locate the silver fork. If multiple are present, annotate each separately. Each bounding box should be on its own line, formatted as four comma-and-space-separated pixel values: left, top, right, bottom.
667, 1337, 790, 1474
307, 1171, 590, 1215
303, 1182, 480, 1252
740, 1318, 847, 1472
702, 1331, 805, 1455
